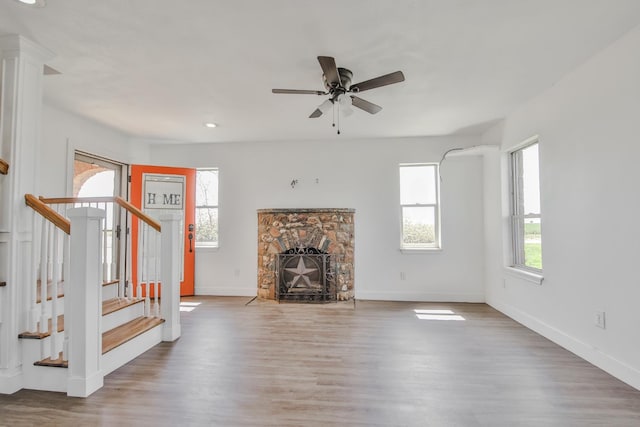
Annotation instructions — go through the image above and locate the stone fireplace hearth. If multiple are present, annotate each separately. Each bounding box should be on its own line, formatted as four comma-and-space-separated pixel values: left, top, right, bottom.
257, 209, 355, 302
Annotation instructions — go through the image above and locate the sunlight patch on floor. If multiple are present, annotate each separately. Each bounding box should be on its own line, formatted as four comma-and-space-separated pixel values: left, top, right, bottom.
180, 301, 202, 312
414, 308, 465, 321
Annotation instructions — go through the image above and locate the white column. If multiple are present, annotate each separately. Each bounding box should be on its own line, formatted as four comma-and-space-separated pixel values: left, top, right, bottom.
160, 214, 181, 342
0, 35, 54, 394
66, 207, 105, 398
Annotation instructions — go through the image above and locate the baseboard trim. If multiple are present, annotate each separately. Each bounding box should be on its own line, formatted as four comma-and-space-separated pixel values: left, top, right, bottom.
0, 368, 23, 394
195, 286, 256, 297
488, 297, 640, 391
355, 291, 485, 303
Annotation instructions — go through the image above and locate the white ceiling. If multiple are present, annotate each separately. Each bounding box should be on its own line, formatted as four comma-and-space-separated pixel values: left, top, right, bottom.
1, 0, 640, 143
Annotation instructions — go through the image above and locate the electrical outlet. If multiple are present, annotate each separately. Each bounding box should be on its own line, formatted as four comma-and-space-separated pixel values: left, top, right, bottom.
594, 310, 606, 329
400, 272, 406, 281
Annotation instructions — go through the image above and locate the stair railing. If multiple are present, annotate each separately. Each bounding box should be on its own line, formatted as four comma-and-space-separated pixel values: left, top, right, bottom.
39, 196, 162, 317
24, 194, 70, 362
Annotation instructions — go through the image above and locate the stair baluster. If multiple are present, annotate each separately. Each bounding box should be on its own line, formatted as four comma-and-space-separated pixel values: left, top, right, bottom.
29, 212, 39, 331
38, 217, 48, 337
143, 223, 151, 317
50, 226, 61, 360
154, 231, 160, 317
125, 210, 133, 300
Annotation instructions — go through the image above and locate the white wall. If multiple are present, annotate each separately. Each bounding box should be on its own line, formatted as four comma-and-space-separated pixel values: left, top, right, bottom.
39, 104, 151, 196
150, 136, 486, 302
483, 25, 640, 389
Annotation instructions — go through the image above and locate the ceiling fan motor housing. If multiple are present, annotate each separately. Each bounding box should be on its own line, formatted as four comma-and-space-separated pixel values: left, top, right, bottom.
323, 67, 353, 92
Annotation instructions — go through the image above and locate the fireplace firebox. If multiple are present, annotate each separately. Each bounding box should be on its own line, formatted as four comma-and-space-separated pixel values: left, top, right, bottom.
277, 247, 336, 303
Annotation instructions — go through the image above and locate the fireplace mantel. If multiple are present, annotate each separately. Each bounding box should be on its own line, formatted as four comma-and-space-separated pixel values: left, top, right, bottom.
258, 208, 355, 214
257, 208, 355, 301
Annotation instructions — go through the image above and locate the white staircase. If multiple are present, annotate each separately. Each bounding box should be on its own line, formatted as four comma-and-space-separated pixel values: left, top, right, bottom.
12, 199, 182, 397
19, 277, 165, 393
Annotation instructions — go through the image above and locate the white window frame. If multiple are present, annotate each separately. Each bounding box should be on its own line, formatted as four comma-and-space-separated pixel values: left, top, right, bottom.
509, 137, 542, 273
195, 168, 219, 249
399, 163, 441, 251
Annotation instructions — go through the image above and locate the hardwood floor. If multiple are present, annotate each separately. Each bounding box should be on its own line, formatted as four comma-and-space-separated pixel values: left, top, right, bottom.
1, 297, 640, 426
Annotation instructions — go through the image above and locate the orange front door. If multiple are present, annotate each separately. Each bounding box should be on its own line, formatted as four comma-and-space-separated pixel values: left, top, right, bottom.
130, 165, 196, 296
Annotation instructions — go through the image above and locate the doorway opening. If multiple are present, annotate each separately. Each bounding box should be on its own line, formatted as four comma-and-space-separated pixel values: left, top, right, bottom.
73, 151, 127, 282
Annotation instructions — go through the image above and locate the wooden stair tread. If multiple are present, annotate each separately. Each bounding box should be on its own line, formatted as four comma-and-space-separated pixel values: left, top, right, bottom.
102, 316, 164, 354
102, 279, 119, 287
34, 352, 68, 368
32, 316, 165, 366
34, 278, 119, 303
19, 297, 143, 337
19, 315, 64, 339
102, 297, 144, 316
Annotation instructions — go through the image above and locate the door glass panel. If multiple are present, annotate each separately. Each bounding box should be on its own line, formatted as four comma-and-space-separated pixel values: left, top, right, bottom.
142, 173, 186, 281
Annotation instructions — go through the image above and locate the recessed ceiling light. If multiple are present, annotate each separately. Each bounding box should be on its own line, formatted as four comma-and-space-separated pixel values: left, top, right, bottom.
15, 0, 46, 6
204, 123, 217, 128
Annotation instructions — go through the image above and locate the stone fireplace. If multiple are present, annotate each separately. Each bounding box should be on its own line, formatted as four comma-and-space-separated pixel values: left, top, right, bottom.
257, 209, 355, 302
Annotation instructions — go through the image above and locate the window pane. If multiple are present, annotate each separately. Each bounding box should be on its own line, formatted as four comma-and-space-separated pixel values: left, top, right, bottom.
402, 206, 435, 246
400, 165, 436, 205
196, 170, 218, 206
196, 207, 218, 245
522, 144, 540, 215
523, 217, 542, 269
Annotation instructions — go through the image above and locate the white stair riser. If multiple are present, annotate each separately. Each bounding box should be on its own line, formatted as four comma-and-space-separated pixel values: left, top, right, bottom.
101, 323, 163, 376
102, 283, 119, 300
21, 339, 67, 393
102, 302, 145, 333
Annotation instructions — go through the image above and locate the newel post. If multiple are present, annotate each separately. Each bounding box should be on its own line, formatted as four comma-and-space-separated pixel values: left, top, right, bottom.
66, 207, 105, 398
160, 213, 181, 341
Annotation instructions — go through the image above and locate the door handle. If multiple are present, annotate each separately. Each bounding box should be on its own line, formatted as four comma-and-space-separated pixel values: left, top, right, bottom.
188, 224, 194, 252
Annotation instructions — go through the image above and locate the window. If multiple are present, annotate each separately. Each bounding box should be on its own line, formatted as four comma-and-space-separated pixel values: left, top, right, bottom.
400, 163, 440, 249
510, 140, 542, 271
195, 169, 219, 248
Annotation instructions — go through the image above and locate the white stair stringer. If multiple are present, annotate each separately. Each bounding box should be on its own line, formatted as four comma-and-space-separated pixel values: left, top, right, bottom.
102, 321, 164, 376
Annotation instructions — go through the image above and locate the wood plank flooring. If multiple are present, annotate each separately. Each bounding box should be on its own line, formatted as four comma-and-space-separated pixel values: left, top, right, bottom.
1, 297, 640, 426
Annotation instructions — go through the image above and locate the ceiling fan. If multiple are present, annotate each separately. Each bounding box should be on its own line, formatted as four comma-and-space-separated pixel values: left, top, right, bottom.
272, 56, 405, 121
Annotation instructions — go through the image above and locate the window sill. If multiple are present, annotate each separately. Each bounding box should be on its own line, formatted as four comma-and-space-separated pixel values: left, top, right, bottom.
504, 267, 544, 285
400, 247, 442, 254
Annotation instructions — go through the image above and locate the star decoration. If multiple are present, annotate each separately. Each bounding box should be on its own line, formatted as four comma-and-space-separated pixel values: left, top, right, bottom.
284, 256, 317, 288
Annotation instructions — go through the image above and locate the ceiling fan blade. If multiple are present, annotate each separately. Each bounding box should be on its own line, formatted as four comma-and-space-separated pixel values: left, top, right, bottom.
317, 56, 341, 87
272, 89, 327, 95
351, 96, 382, 114
350, 71, 405, 93
309, 109, 323, 118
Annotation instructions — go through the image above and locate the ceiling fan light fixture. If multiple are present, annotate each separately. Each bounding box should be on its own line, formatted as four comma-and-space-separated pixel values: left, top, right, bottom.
337, 94, 353, 116
337, 93, 352, 107
318, 99, 333, 114
204, 122, 217, 128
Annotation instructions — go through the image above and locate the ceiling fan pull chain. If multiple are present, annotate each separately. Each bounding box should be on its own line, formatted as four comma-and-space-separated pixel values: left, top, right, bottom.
332, 101, 336, 128
337, 103, 341, 135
